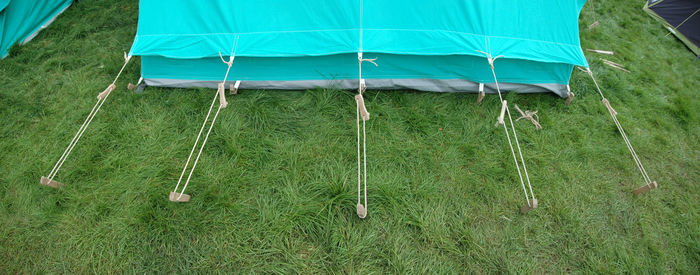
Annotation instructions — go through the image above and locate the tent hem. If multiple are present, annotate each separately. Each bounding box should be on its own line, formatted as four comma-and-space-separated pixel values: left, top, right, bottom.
143, 78, 571, 98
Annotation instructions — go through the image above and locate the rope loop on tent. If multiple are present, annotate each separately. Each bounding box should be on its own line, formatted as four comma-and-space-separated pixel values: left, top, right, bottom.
477, 50, 537, 212
219, 51, 235, 67
358, 53, 379, 67
42, 53, 133, 187
357, 52, 378, 95
585, 68, 657, 193
515, 104, 542, 130
170, 38, 238, 202
477, 50, 504, 71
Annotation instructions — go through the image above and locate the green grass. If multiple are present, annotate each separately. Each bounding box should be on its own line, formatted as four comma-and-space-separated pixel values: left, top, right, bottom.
1, 0, 698, 273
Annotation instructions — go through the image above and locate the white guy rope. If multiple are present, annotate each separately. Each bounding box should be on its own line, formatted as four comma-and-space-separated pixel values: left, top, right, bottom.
171, 88, 220, 194
46, 53, 132, 181
47, 100, 101, 179
173, 36, 238, 199
586, 68, 654, 188
176, 103, 223, 200
363, 105, 368, 211
477, 50, 536, 207
355, 92, 369, 217
357, 103, 362, 206
355, 4, 377, 215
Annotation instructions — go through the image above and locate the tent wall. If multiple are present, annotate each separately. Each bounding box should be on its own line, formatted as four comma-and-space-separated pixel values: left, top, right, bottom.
141, 53, 573, 97
0, 0, 72, 59
130, 0, 588, 97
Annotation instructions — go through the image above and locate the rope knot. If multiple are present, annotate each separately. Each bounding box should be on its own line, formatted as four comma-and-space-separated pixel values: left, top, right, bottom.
218, 51, 234, 67
514, 104, 542, 130
586, 67, 594, 78
601, 98, 617, 116
476, 50, 504, 70
487, 58, 495, 70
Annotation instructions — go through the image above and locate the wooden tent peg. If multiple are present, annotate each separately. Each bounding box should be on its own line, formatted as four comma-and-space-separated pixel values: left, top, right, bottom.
565, 92, 575, 105
520, 199, 538, 214
230, 80, 240, 95
476, 83, 485, 104
359, 79, 367, 94
40, 176, 64, 188
128, 77, 144, 91
588, 21, 599, 30
356, 203, 367, 219
169, 192, 190, 202
633, 181, 658, 195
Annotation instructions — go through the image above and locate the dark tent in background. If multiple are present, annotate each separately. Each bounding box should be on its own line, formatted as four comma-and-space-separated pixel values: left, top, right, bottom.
644, 0, 700, 56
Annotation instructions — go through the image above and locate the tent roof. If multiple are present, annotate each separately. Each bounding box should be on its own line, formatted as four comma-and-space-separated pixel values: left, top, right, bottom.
129, 0, 589, 67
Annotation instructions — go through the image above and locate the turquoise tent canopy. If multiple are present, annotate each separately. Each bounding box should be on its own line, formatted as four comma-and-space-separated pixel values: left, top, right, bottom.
129, 0, 589, 98
0, 0, 72, 58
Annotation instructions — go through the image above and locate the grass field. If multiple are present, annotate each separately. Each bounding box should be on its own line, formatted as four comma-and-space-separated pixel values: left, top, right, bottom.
1, 0, 698, 273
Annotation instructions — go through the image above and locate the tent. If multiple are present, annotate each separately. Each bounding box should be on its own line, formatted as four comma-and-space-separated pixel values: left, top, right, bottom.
40, 0, 659, 216
644, 0, 700, 56
128, 0, 589, 98
0, 0, 72, 58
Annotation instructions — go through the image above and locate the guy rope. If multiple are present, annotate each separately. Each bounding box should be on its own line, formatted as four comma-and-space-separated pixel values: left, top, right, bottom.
169, 37, 239, 202
41, 52, 133, 188
477, 50, 538, 213
585, 68, 658, 194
